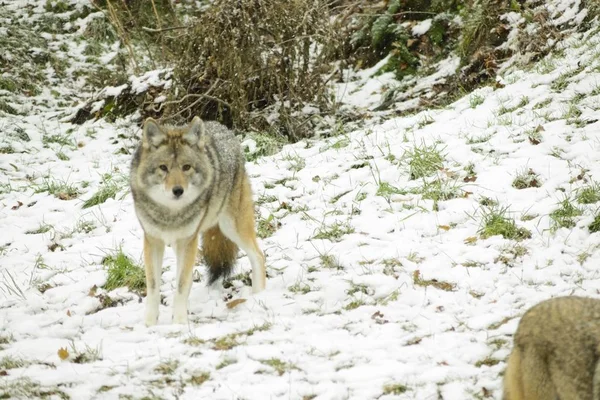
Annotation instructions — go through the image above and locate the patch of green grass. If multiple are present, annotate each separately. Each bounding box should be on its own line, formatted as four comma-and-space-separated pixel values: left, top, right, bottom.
35, 177, 80, 200
549, 197, 582, 230
497, 115, 513, 126
82, 174, 125, 208
83, 41, 104, 57
256, 194, 277, 205
344, 299, 365, 310
563, 102, 582, 123
383, 383, 408, 395
355, 192, 368, 202
577, 182, 600, 204
463, 162, 477, 182
466, 133, 492, 144
213, 334, 239, 351
551, 66, 584, 92
535, 58, 556, 74
154, 360, 179, 375
320, 254, 343, 270
244, 132, 287, 162
345, 282, 371, 296
469, 93, 485, 108
462, 260, 485, 268
258, 358, 300, 376
533, 97, 552, 109
376, 182, 406, 199
68, 340, 102, 364
223, 271, 256, 289
419, 178, 463, 209
498, 96, 529, 115
56, 151, 69, 161
589, 214, 600, 233
83, 15, 118, 43
416, 113, 434, 128
330, 137, 350, 149
216, 358, 237, 370
404, 142, 445, 180
74, 220, 97, 234
550, 146, 565, 158
512, 168, 542, 189
42, 133, 75, 149
406, 251, 425, 264
475, 356, 501, 368
0, 356, 26, 369
0, 334, 13, 350
97, 385, 116, 393
478, 205, 531, 241
256, 214, 278, 238
102, 247, 146, 295
382, 258, 402, 276
25, 223, 53, 235
282, 153, 306, 172
0, 145, 15, 154
44, 0, 71, 13
288, 282, 312, 294
526, 126, 543, 145
182, 335, 206, 347
313, 221, 354, 242
0, 377, 69, 400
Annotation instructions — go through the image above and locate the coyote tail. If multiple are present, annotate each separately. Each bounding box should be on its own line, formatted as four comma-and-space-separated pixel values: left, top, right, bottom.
202, 225, 238, 285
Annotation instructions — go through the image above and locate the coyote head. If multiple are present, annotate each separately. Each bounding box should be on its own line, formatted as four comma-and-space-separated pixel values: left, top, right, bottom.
136, 116, 213, 207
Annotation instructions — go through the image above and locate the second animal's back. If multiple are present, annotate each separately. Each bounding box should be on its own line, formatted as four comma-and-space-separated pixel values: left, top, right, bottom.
505, 296, 600, 400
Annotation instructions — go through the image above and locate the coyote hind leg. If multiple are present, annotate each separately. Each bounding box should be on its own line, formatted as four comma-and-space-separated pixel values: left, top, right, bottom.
218, 211, 265, 293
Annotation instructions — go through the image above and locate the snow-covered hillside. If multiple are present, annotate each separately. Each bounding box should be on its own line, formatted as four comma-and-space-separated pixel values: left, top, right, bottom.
2, 1, 600, 399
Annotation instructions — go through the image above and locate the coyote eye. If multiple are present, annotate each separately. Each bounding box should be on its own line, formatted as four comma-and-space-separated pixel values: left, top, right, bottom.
182, 164, 191, 171
159, 164, 168, 172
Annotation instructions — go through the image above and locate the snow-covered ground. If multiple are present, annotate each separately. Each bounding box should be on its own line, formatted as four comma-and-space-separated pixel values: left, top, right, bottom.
3, 1, 600, 399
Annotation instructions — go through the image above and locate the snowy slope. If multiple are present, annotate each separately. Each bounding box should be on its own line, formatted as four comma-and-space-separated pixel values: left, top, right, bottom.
2, 1, 600, 399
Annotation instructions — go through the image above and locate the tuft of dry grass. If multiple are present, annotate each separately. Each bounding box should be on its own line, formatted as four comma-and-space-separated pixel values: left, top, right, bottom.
100, 0, 342, 139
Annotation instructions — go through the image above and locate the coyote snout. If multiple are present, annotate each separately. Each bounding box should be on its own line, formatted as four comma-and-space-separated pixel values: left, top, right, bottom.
172, 186, 184, 198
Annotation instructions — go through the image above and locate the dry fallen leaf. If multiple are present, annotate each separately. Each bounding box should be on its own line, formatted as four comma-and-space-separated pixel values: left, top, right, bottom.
57, 347, 69, 361
66, 310, 71, 317
438, 225, 451, 231
226, 299, 247, 309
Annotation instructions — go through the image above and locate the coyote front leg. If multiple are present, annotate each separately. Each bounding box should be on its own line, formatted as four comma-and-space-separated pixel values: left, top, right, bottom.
172, 234, 199, 324
143, 235, 165, 326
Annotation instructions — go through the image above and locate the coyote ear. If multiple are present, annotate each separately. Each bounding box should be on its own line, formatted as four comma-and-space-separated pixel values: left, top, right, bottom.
183, 116, 206, 148
143, 118, 166, 148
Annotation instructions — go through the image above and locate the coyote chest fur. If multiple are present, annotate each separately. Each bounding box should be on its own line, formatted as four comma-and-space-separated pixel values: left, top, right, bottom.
130, 117, 266, 326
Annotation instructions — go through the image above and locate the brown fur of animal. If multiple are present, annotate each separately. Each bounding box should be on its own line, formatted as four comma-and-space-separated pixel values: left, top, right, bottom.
504, 295, 600, 400
130, 116, 266, 326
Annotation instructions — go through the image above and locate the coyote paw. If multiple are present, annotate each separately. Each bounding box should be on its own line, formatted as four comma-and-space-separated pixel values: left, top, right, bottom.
252, 281, 266, 294
172, 313, 188, 325
172, 303, 188, 325
145, 310, 159, 326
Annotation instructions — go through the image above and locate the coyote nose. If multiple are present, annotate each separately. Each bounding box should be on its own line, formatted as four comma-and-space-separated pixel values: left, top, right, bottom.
172, 186, 184, 198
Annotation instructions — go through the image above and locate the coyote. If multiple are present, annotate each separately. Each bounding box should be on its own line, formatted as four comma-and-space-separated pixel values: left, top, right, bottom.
503, 295, 600, 400
130, 117, 266, 326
